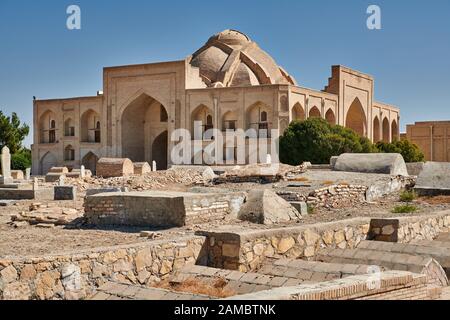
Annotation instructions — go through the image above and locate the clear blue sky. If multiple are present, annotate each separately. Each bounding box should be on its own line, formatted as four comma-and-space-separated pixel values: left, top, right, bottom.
1, 0, 449, 147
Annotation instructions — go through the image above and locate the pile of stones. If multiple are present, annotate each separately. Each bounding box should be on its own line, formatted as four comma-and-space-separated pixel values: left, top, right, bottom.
9, 203, 82, 228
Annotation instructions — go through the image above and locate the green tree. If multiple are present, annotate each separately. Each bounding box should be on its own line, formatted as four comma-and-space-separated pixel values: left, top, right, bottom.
279, 118, 378, 165
376, 140, 424, 163
11, 149, 32, 171
0, 111, 30, 154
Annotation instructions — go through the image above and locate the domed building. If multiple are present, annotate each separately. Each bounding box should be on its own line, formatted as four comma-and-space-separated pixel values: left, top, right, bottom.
32, 29, 400, 174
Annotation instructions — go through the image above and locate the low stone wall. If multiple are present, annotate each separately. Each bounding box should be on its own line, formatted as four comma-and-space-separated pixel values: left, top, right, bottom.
200, 211, 450, 272
0, 236, 206, 300
213, 175, 281, 185
277, 176, 415, 208
54, 186, 76, 201
84, 191, 245, 228
0, 188, 53, 201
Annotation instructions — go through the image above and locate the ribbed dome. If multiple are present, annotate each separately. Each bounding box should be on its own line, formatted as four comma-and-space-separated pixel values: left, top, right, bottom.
190, 29, 297, 88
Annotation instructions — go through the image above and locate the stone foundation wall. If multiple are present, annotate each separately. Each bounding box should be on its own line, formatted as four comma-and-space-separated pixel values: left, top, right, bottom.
213, 175, 281, 185
84, 192, 245, 227
202, 212, 450, 272
0, 236, 206, 300
0, 188, 53, 201
277, 176, 415, 209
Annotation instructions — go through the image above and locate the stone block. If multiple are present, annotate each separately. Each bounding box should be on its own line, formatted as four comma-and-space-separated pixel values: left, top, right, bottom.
97, 158, 134, 178
11, 170, 24, 180
367, 219, 399, 242
85, 187, 128, 197
333, 153, 408, 176
238, 189, 302, 225
54, 186, 76, 200
414, 162, 450, 196
290, 201, 308, 216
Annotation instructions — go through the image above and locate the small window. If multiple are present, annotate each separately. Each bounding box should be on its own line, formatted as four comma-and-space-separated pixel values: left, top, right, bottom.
49, 130, 56, 143
50, 120, 56, 129
65, 147, 75, 161
96, 121, 101, 130
260, 111, 268, 122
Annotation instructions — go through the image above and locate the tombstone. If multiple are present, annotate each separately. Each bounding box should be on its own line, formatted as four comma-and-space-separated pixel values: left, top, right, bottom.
54, 186, 76, 201
333, 153, 408, 176
25, 168, 31, 180
59, 175, 65, 186
80, 165, 86, 178
152, 161, 157, 172
0, 146, 13, 184
33, 177, 39, 191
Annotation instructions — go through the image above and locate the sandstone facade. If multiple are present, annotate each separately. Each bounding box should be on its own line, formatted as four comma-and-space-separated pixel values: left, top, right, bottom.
32, 29, 400, 174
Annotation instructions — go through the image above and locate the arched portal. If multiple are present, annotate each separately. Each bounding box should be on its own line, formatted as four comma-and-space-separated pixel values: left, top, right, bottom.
325, 109, 336, 125
81, 110, 101, 143
373, 116, 381, 142
391, 120, 399, 141
246, 101, 271, 138
64, 118, 75, 137
345, 98, 367, 137
82, 152, 99, 175
121, 93, 169, 165
39, 110, 57, 144
382, 117, 390, 142
222, 111, 238, 131
40, 152, 57, 175
64, 145, 75, 161
152, 131, 168, 170
192, 104, 214, 140
309, 106, 321, 119
291, 103, 305, 122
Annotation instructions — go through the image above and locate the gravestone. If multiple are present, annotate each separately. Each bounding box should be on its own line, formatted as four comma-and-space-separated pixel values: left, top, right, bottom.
152, 161, 157, 172
0, 146, 13, 184
333, 153, 408, 176
25, 168, 31, 180
33, 178, 39, 191
59, 175, 65, 186
80, 165, 86, 178
54, 186, 76, 200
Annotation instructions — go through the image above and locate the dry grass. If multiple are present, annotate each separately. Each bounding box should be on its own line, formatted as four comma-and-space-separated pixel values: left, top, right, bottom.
339, 181, 350, 186
155, 277, 235, 298
419, 195, 450, 205
322, 180, 335, 186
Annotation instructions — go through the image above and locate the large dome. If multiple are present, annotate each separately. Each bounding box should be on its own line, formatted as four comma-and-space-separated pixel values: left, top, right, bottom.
190, 29, 297, 88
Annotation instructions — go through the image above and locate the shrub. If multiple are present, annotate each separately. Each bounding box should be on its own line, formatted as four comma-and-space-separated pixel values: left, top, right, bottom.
399, 190, 417, 202
392, 204, 418, 213
307, 204, 316, 215
280, 118, 378, 165
376, 140, 424, 163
